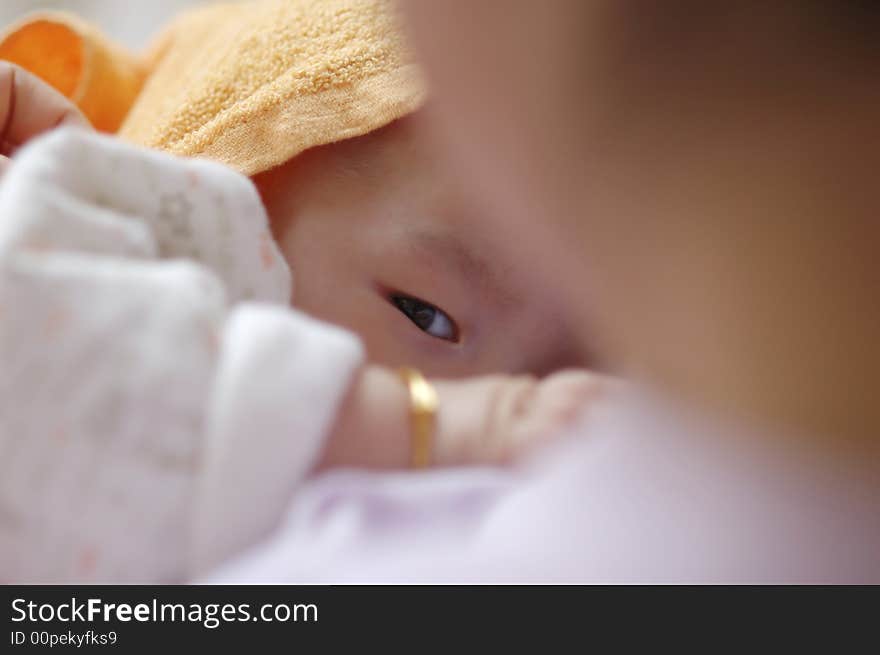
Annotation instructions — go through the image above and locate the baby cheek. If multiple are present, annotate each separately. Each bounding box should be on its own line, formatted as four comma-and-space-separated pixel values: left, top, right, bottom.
259, 232, 276, 271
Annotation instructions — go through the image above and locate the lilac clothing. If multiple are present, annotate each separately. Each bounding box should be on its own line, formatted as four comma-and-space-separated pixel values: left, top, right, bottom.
209, 395, 880, 583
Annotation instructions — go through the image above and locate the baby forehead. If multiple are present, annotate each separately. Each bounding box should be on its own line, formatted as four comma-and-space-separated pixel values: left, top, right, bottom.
325, 118, 553, 305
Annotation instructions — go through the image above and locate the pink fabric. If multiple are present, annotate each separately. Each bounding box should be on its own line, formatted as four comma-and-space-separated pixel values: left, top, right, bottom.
209, 394, 880, 583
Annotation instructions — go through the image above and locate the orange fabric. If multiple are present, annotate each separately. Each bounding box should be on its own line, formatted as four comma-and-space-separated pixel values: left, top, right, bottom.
0, 1, 425, 176
0, 13, 145, 133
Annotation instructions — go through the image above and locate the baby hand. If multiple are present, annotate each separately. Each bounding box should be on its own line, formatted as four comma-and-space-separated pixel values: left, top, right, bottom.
432, 370, 616, 466
320, 367, 617, 471
0, 62, 89, 173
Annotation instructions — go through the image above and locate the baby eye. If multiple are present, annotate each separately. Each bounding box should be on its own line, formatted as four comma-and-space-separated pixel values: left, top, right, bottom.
390, 294, 458, 342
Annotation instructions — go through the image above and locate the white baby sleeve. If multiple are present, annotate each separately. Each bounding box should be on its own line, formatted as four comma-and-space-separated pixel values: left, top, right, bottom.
0, 128, 291, 305
0, 130, 363, 582
194, 305, 364, 576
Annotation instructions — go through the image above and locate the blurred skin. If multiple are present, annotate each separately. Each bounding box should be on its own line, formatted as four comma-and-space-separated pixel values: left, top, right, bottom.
401, 0, 880, 455
255, 116, 580, 378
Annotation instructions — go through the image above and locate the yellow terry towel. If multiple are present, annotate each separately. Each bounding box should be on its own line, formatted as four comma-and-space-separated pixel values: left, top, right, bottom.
0, 0, 425, 176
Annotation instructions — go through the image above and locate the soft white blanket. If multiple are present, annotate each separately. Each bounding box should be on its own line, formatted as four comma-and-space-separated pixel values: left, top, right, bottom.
0, 129, 363, 582
1, 130, 877, 584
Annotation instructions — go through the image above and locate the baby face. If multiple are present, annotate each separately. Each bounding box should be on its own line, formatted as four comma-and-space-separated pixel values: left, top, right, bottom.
254, 116, 581, 377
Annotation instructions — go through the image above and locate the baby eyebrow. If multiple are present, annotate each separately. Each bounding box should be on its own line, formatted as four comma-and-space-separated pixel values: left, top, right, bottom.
405, 228, 521, 308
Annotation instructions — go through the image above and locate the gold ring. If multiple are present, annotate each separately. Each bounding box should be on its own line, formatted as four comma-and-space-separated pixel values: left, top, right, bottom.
397, 367, 438, 468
